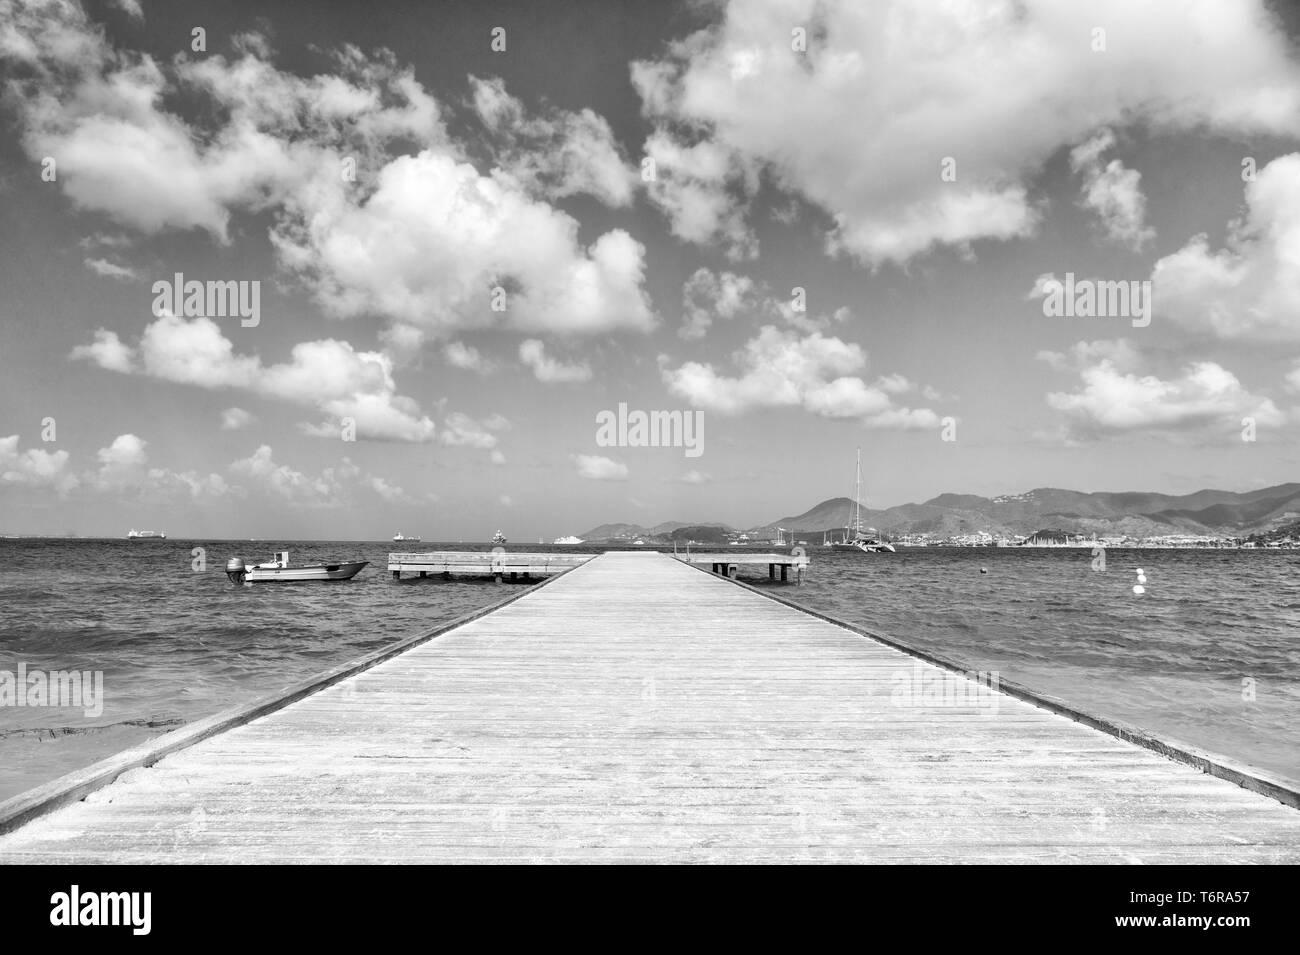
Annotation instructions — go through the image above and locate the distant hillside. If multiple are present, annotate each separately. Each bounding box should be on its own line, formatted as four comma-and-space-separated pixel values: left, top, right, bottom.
584, 483, 1300, 542
579, 519, 734, 541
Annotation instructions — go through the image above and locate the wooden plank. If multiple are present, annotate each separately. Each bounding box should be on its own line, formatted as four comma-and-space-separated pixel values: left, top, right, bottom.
388, 552, 593, 576
0, 563, 582, 836
1, 551, 1296, 863
678, 552, 807, 565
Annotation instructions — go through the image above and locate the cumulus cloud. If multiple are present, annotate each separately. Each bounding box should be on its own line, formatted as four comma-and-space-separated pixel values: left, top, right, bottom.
1069, 129, 1155, 250
679, 268, 850, 338
1, 1, 655, 342
519, 338, 593, 384
89, 433, 231, 499
1152, 153, 1300, 340
632, 0, 1300, 266
680, 267, 761, 340
574, 454, 628, 481
469, 75, 637, 206
438, 412, 501, 450
662, 325, 943, 428
74, 314, 439, 442
273, 151, 655, 337
679, 469, 711, 485
0, 434, 77, 495
229, 445, 349, 507
227, 445, 413, 507
69, 328, 136, 373
637, 126, 757, 259
1040, 339, 1283, 440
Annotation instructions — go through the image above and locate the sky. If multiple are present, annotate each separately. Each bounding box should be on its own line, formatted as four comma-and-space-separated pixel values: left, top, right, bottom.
2, 0, 1300, 540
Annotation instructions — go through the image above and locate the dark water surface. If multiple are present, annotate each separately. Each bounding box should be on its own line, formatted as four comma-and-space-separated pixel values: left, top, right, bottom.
1, 540, 1297, 801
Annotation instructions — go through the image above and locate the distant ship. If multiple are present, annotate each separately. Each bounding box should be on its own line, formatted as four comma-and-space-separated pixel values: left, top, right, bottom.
392, 533, 421, 543
553, 535, 584, 545
127, 529, 166, 539
491, 530, 507, 545
830, 449, 895, 554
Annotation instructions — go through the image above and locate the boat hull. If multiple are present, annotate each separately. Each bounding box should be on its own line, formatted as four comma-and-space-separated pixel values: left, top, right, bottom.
831, 541, 896, 553
243, 560, 368, 582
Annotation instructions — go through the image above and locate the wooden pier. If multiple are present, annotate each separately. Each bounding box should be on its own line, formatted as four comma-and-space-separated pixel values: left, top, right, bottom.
676, 550, 808, 584
388, 551, 592, 582
2, 551, 1298, 863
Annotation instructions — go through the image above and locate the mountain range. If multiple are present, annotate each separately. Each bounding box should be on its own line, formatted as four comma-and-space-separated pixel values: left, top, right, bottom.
579, 483, 1300, 541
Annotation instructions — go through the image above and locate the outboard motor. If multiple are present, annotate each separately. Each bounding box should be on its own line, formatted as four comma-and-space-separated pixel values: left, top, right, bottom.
225, 557, 247, 585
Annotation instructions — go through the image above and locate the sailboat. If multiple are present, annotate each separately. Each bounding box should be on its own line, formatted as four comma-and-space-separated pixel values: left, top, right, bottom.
830, 448, 895, 553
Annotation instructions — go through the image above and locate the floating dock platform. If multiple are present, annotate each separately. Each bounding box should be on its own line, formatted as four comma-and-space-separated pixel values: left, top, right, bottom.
2, 551, 1297, 862
676, 551, 808, 584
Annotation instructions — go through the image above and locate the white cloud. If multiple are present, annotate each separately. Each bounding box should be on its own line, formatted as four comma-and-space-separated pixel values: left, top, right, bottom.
367, 475, 409, 504
1069, 129, 1155, 250
443, 341, 494, 374
1152, 153, 1300, 340
680, 469, 711, 485
469, 75, 637, 207
227, 445, 407, 508
77, 314, 439, 442
274, 151, 656, 337
220, 407, 254, 430
637, 126, 757, 259
519, 338, 593, 384
633, 0, 1300, 266
1025, 272, 1062, 301
90, 433, 230, 499
662, 325, 942, 428
1041, 339, 1283, 439
0, 434, 77, 495
438, 412, 499, 450
574, 454, 628, 481
69, 328, 136, 373
1, 431, 236, 501
106, 0, 142, 19
83, 256, 140, 280
680, 267, 760, 340
2, 4, 654, 342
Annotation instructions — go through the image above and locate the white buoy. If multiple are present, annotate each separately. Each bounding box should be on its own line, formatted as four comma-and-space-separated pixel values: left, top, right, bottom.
1133, 584, 1145, 595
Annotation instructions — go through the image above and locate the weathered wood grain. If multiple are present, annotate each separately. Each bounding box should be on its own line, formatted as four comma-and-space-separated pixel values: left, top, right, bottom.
1, 551, 1296, 863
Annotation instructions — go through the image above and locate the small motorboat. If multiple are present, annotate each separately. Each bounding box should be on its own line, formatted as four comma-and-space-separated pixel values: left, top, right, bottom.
225, 551, 368, 584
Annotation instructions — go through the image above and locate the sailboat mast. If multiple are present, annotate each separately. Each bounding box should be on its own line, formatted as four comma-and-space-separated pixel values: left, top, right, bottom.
854, 447, 863, 534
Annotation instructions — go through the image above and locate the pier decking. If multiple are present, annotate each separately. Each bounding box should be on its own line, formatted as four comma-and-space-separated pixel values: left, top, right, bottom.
2, 551, 1298, 863
388, 551, 592, 581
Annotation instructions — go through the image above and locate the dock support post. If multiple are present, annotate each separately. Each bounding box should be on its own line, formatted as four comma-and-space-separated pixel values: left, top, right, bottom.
392, 570, 400, 579
510, 571, 518, 582
728, 563, 738, 579
418, 571, 427, 578
780, 564, 788, 582
769, 563, 776, 580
